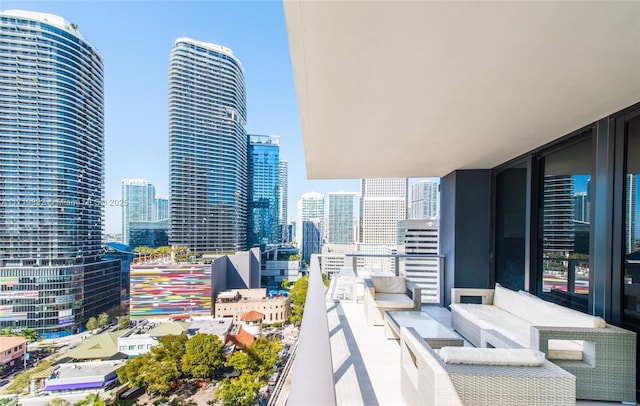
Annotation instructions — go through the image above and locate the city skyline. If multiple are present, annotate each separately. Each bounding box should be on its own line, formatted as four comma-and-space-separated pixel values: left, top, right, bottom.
0, 1, 437, 236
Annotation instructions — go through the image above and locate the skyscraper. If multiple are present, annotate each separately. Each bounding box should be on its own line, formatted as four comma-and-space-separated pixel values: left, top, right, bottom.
169, 38, 247, 253
155, 197, 169, 221
279, 161, 289, 243
409, 180, 439, 219
543, 175, 575, 253
248, 135, 280, 248
122, 179, 156, 245
0, 10, 120, 335
327, 192, 360, 244
361, 178, 407, 244
297, 192, 324, 260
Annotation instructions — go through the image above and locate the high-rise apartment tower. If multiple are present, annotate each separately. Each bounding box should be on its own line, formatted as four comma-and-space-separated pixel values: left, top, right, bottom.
169, 38, 247, 253
122, 179, 156, 245
409, 180, 439, 219
248, 135, 280, 248
0, 10, 120, 335
327, 192, 360, 244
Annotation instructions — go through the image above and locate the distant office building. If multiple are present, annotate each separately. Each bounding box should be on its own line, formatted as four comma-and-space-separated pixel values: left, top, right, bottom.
156, 197, 169, 221
397, 219, 440, 303
261, 246, 302, 287
626, 174, 637, 254
279, 161, 288, 224
248, 135, 280, 248
409, 181, 439, 219
129, 264, 212, 319
0, 10, 120, 336
297, 192, 324, 262
210, 248, 262, 301
543, 175, 575, 254
361, 178, 407, 244
122, 179, 156, 245
574, 192, 589, 223
128, 220, 170, 249
302, 219, 322, 264
169, 38, 247, 253
327, 192, 360, 244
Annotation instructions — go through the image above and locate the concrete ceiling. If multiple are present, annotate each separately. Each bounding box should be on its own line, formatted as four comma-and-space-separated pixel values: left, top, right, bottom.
284, 1, 640, 179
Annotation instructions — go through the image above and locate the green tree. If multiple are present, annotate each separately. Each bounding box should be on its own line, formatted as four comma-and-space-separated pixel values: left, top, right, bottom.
227, 336, 282, 380
119, 315, 131, 330
182, 333, 225, 379
73, 393, 106, 406
97, 312, 109, 328
20, 328, 38, 341
214, 374, 261, 406
0, 398, 18, 406
44, 399, 71, 406
289, 276, 308, 325
86, 317, 98, 331
279, 279, 290, 289
116, 352, 149, 387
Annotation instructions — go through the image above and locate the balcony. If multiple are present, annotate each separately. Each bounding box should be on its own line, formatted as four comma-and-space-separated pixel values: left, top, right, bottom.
283, 255, 624, 405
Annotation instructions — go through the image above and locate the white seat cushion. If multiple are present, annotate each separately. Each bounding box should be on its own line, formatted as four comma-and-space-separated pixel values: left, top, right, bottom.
371, 276, 406, 294
451, 303, 532, 347
374, 293, 415, 308
548, 340, 584, 360
438, 347, 545, 366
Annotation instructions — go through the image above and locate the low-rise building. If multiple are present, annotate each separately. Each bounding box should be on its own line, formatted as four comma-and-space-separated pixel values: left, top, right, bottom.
0, 337, 26, 369
42, 360, 124, 394
214, 288, 290, 324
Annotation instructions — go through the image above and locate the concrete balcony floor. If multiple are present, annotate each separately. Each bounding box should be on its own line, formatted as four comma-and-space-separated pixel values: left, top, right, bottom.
326, 286, 632, 405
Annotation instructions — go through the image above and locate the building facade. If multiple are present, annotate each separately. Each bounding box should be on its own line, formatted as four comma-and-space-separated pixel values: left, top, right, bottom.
128, 220, 170, 250
360, 178, 407, 244
327, 192, 359, 244
408, 180, 439, 219
122, 179, 156, 245
297, 192, 324, 249
279, 161, 289, 243
0, 10, 120, 337
248, 135, 280, 248
155, 197, 169, 221
169, 38, 247, 254
214, 288, 290, 324
129, 264, 212, 319
397, 219, 441, 303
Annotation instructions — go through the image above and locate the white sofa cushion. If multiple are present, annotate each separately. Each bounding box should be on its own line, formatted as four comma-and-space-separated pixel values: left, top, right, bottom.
438, 347, 546, 366
517, 290, 606, 328
493, 283, 531, 321
451, 303, 532, 347
548, 340, 584, 360
374, 293, 415, 308
371, 276, 406, 294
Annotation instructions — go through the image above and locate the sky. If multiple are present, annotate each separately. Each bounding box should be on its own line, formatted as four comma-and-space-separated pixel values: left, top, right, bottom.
0, 0, 432, 234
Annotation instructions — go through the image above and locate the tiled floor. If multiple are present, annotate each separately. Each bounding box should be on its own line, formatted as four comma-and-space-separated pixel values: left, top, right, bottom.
327, 291, 634, 406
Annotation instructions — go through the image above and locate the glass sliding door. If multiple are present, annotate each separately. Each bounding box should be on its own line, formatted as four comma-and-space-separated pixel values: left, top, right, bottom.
624, 117, 640, 332
538, 134, 592, 312
494, 162, 527, 291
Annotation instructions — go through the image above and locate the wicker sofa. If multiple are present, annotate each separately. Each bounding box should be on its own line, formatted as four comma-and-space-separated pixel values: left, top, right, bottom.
399, 326, 576, 406
364, 276, 421, 326
450, 284, 636, 403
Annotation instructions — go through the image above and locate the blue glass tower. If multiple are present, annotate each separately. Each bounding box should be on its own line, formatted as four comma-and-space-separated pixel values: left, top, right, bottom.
169, 38, 247, 253
0, 10, 120, 336
248, 135, 280, 248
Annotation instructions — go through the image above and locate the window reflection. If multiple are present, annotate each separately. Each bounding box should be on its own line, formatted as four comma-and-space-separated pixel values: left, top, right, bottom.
539, 136, 592, 312
624, 118, 640, 332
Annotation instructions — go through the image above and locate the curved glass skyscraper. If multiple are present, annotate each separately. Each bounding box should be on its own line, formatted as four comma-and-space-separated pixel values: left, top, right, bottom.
0, 10, 120, 336
169, 38, 247, 253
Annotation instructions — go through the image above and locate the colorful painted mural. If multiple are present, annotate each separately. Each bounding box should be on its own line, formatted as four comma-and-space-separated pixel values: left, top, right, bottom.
129, 264, 212, 318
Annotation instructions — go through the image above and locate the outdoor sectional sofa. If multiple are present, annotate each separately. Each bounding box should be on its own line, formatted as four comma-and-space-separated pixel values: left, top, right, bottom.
399, 326, 576, 406
364, 276, 421, 326
450, 283, 636, 403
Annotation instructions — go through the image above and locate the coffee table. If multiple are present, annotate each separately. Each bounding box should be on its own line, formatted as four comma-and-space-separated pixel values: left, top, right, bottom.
384, 310, 464, 349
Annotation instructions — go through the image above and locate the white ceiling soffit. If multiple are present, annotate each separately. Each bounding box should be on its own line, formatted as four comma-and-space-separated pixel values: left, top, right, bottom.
284, 1, 640, 179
